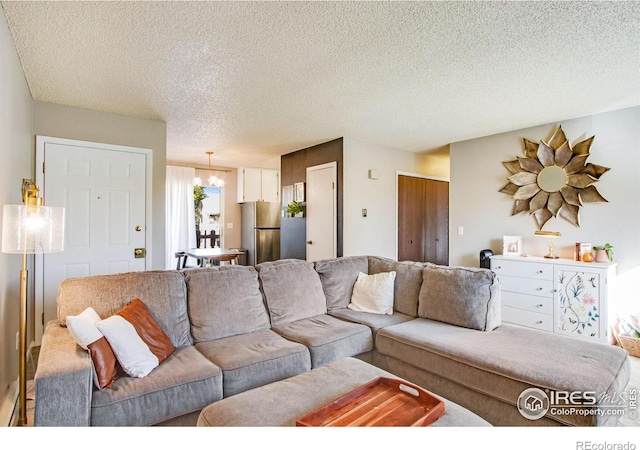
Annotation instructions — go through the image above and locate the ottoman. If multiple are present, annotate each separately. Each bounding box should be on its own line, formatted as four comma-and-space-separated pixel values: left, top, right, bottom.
197, 357, 491, 426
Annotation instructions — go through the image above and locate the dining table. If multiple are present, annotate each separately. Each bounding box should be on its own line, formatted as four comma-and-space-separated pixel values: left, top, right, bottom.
184, 247, 244, 267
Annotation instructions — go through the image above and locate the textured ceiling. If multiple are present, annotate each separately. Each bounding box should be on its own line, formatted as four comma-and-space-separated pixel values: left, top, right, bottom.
2, 1, 639, 169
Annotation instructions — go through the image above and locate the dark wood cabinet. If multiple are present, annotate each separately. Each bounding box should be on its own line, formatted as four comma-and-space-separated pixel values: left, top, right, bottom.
397, 175, 449, 265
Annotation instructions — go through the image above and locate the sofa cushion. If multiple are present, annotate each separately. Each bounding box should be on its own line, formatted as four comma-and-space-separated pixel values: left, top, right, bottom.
57, 270, 192, 347
272, 314, 373, 368
369, 256, 430, 317
418, 265, 500, 331
185, 266, 271, 342
195, 329, 311, 397
348, 271, 396, 315
375, 319, 631, 426
257, 259, 327, 326
328, 308, 414, 338
90, 345, 222, 426
314, 256, 369, 311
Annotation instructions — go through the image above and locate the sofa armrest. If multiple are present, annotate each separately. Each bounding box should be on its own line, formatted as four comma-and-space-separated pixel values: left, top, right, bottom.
34, 320, 93, 426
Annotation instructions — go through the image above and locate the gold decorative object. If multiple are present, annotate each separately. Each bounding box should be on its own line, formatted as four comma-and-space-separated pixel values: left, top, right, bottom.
500, 125, 610, 229
534, 230, 561, 259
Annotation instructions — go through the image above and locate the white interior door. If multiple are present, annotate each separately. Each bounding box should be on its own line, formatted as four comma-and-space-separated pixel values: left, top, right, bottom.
306, 162, 337, 262
35, 136, 151, 342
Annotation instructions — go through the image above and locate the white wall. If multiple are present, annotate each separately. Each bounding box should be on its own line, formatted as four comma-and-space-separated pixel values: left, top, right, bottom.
450, 106, 640, 317
342, 137, 423, 259
0, 8, 34, 424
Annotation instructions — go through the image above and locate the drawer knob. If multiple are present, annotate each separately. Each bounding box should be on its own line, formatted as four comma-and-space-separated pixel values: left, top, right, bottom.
536, 304, 543, 308
536, 270, 543, 274
535, 321, 543, 325
536, 287, 543, 291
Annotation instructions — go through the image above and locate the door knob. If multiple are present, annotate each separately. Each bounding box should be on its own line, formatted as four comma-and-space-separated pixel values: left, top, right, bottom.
306, 240, 313, 245
135, 226, 142, 232
134, 248, 146, 258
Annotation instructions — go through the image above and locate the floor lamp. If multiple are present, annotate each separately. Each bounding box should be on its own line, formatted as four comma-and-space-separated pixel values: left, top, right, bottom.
1, 179, 64, 425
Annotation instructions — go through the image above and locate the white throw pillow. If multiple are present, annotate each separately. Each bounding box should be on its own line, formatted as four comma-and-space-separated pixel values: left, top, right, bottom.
348, 271, 396, 315
96, 315, 159, 378
66, 307, 102, 350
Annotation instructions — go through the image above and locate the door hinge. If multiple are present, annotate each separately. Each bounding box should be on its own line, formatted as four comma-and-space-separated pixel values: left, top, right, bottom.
42, 313, 44, 326
332, 182, 335, 189
42, 162, 45, 173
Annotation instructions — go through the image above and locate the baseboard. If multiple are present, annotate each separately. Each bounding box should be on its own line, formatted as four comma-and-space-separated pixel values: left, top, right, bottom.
0, 379, 18, 427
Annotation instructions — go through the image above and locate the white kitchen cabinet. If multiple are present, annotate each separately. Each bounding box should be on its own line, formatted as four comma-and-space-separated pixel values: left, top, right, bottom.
237, 168, 280, 203
490, 255, 616, 343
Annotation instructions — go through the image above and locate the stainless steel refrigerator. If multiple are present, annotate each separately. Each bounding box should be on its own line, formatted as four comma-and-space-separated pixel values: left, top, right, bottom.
241, 202, 281, 266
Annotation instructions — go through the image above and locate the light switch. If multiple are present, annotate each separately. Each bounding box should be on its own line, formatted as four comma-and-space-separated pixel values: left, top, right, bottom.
458, 226, 464, 235
227, 223, 233, 229
362, 209, 368, 217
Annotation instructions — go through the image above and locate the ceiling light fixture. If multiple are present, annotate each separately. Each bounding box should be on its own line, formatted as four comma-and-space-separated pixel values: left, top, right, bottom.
193, 152, 225, 188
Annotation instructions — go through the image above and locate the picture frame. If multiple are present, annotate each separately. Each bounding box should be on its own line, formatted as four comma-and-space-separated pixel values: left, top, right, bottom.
282, 185, 294, 207
503, 235, 522, 256
294, 182, 305, 202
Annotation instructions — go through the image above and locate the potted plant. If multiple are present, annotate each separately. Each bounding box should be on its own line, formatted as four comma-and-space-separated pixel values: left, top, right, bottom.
194, 185, 208, 231
592, 243, 613, 262
286, 201, 304, 218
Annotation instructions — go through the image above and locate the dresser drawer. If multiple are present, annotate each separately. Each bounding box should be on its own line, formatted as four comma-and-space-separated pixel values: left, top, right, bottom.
491, 258, 553, 280
502, 292, 553, 315
498, 275, 554, 298
502, 306, 553, 332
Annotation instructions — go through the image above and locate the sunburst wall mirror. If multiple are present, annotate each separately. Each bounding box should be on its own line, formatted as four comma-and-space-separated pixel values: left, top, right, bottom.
500, 125, 610, 230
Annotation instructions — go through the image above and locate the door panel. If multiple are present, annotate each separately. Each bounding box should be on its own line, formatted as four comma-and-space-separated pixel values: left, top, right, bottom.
40, 140, 148, 332
306, 163, 337, 262
397, 175, 449, 265
398, 175, 425, 262
424, 179, 449, 265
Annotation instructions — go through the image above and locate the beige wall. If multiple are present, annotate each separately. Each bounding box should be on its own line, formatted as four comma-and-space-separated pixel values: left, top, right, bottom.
342, 137, 424, 259
419, 149, 450, 179
450, 106, 640, 317
0, 9, 34, 423
33, 102, 167, 270
193, 168, 241, 249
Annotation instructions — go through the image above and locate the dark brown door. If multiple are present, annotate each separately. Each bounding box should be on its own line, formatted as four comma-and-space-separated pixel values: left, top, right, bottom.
398, 175, 449, 265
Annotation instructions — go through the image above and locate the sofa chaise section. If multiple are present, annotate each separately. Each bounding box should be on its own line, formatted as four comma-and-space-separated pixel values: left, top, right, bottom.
375, 319, 630, 426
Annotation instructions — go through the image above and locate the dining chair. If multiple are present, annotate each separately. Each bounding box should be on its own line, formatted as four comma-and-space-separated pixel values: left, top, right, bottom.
174, 251, 198, 270
197, 231, 216, 248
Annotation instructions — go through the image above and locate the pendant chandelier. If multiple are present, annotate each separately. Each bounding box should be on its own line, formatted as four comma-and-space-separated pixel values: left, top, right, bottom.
193, 152, 225, 188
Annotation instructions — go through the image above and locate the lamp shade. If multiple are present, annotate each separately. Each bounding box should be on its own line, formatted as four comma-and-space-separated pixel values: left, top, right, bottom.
2, 204, 65, 254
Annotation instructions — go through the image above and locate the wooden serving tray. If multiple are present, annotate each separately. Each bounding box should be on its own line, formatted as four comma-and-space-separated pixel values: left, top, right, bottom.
296, 377, 445, 427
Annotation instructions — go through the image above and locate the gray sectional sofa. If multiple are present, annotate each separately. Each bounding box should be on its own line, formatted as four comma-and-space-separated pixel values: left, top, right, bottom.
34, 256, 630, 427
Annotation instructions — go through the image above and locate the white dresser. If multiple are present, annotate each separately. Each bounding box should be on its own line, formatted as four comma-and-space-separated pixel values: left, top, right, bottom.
490, 255, 616, 343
